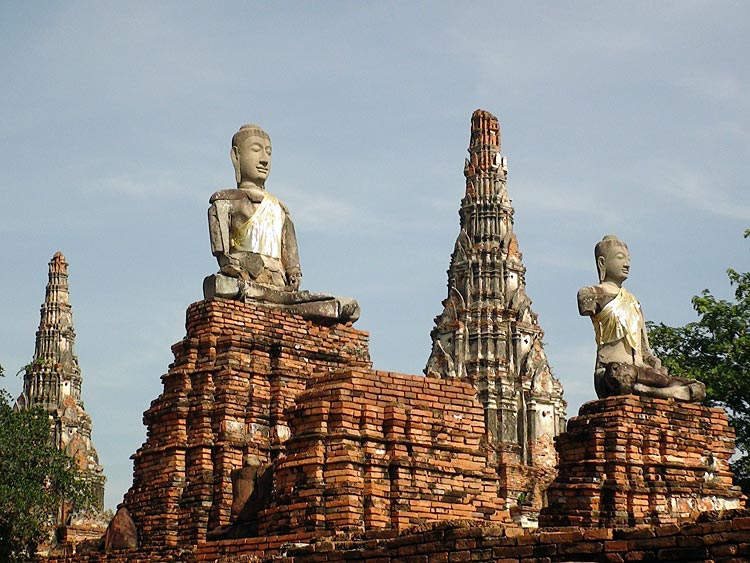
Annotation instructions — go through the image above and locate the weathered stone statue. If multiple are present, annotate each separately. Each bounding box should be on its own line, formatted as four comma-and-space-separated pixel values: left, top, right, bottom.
577, 235, 705, 402
208, 125, 301, 290
204, 124, 359, 323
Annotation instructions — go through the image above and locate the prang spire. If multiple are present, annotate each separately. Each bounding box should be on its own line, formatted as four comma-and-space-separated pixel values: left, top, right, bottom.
18, 252, 106, 511
27, 251, 82, 405
425, 110, 565, 518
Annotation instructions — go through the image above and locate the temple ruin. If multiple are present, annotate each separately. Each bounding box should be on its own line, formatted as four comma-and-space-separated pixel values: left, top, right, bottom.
110, 111, 563, 554
44, 111, 750, 563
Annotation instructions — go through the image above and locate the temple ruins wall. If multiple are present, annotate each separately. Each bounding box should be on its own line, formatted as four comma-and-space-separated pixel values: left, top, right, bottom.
48, 513, 750, 563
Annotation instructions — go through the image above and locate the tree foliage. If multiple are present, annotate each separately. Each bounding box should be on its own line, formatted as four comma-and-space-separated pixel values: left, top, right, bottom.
648, 230, 750, 491
0, 367, 92, 562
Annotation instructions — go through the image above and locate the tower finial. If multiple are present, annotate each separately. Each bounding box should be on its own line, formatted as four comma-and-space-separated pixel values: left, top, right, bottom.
465, 109, 502, 178
50, 251, 68, 275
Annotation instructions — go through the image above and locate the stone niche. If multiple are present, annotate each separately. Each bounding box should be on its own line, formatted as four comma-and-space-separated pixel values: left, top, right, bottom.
540, 395, 744, 528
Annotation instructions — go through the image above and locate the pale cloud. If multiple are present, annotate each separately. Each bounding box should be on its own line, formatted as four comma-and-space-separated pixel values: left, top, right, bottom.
528, 246, 591, 274
714, 121, 750, 144
73, 171, 205, 203
428, 196, 461, 213
648, 159, 750, 221
444, 4, 698, 87
277, 183, 380, 235
678, 70, 749, 106
512, 180, 621, 225
43, 4, 230, 99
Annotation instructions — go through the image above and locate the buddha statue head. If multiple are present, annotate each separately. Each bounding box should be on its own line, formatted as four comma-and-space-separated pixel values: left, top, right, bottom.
594, 235, 630, 284
231, 124, 272, 189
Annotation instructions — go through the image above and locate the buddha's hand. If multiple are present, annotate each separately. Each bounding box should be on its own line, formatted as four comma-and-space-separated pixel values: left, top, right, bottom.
220, 262, 250, 282
644, 353, 668, 376
288, 272, 302, 291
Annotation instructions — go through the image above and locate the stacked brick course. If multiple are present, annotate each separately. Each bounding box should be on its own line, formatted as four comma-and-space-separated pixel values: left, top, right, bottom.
120, 297, 518, 550
262, 368, 509, 535
540, 395, 744, 528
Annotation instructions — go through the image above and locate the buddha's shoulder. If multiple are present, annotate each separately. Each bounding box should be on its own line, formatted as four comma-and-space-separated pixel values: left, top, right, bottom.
577, 283, 615, 297
577, 284, 622, 306
209, 189, 246, 203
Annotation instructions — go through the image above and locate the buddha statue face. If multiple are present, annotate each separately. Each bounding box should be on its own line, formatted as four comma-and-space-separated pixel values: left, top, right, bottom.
595, 235, 630, 285
231, 125, 272, 188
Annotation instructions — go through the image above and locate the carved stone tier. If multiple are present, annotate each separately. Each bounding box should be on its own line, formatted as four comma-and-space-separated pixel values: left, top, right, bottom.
539, 395, 744, 528
122, 298, 370, 548
258, 368, 512, 535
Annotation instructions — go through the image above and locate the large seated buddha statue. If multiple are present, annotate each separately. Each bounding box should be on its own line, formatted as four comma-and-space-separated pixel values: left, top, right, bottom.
577, 235, 705, 402
203, 124, 359, 323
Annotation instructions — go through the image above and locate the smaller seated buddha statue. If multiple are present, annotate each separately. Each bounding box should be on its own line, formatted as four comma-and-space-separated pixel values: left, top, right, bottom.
203, 124, 359, 323
577, 235, 705, 402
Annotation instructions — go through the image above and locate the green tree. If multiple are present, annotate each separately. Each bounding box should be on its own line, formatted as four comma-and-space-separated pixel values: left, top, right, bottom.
648, 230, 750, 492
0, 366, 93, 562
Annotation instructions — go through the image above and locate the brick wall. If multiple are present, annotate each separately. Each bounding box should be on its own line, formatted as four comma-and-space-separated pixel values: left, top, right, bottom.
280, 514, 750, 563
49, 513, 750, 563
260, 368, 510, 535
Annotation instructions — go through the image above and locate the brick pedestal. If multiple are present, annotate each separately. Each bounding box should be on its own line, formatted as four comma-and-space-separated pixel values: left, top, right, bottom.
539, 395, 744, 528
122, 299, 371, 548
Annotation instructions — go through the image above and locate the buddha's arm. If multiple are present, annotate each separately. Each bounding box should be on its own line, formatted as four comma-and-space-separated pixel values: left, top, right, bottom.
638, 309, 666, 373
208, 193, 247, 280
208, 199, 231, 257
577, 286, 598, 317
282, 215, 302, 290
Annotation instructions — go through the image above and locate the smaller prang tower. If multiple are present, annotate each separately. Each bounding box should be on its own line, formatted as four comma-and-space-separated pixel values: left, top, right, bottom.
17, 252, 106, 511
425, 110, 565, 516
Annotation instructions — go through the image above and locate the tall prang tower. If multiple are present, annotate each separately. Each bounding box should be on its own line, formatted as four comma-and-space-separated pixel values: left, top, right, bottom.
425, 110, 565, 517
17, 252, 106, 512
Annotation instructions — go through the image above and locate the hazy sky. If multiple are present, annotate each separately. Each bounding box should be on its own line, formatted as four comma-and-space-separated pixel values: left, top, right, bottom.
1, 2, 748, 510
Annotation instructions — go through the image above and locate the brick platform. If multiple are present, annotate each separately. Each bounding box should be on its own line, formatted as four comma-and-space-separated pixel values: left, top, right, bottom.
539, 395, 744, 528
119, 298, 522, 553
282, 514, 750, 563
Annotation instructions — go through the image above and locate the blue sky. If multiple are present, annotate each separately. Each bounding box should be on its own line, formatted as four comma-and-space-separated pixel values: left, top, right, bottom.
1, 2, 749, 510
